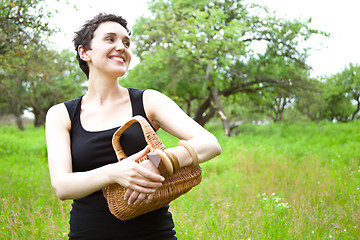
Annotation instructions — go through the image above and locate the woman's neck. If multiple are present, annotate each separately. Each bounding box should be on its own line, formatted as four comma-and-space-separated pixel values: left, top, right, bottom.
85, 74, 127, 105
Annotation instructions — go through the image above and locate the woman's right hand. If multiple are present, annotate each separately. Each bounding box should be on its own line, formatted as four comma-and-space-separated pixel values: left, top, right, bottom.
110, 145, 164, 196
123, 159, 161, 205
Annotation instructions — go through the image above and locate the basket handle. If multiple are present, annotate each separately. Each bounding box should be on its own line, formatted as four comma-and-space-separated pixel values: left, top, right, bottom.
112, 115, 166, 161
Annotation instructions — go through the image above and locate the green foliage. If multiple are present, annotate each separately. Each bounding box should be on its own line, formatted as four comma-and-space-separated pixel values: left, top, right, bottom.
0, 0, 54, 55
0, 0, 86, 129
0, 47, 85, 127
1, 122, 359, 239
124, 0, 326, 131
295, 78, 329, 121
24, 48, 86, 126
323, 63, 360, 122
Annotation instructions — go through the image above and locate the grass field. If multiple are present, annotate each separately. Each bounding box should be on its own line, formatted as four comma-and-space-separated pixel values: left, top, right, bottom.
0, 121, 359, 239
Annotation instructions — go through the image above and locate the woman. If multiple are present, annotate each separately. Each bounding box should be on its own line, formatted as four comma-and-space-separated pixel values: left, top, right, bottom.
46, 13, 221, 239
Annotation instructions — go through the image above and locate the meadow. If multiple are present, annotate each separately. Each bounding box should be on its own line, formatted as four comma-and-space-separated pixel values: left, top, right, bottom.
0, 121, 359, 239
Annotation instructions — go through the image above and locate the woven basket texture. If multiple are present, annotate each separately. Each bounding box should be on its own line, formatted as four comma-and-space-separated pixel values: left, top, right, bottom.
103, 115, 202, 220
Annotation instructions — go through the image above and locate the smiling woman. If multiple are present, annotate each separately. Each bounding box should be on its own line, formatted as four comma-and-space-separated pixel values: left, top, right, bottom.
45, 13, 221, 239
78, 21, 131, 80
72, 15, 132, 80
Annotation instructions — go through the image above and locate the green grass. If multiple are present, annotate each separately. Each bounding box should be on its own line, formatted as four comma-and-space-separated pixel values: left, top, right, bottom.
1, 122, 359, 239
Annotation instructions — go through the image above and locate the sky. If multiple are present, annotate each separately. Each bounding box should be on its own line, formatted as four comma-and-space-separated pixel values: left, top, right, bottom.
48, 0, 360, 78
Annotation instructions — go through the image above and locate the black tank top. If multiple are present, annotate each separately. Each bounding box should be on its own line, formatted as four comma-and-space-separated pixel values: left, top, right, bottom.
64, 88, 176, 240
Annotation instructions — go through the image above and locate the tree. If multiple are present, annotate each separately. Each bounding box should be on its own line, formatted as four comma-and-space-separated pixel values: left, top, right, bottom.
0, 0, 53, 58
0, 0, 54, 129
338, 63, 360, 120
323, 63, 360, 122
124, 0, 325, 135
24, 49, 85, 126
0, 46, 85, 128
295, 78, 328, 122
0, 56, 27, 129
243, 52, 311, 122
0, 0, 85, 129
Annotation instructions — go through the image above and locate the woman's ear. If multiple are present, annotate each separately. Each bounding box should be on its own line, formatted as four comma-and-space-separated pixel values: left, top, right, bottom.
78, 45, 90, 61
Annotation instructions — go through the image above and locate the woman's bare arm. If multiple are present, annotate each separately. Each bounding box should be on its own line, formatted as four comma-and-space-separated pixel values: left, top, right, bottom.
144, 89, 222, 167
45, 103, 164, 201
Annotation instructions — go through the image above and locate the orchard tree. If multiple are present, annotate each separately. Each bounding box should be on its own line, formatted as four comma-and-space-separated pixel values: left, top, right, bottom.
24, 49, 85, 126
337, 63, 360, 120
0, 46, 85, 128
0, 57, 27, 129
0, 0, 85, 129
0, 0, 53, 59
323, 63, 360, 122
124, 0, 325, 135
0, 0, 54, 129
295, 78, 328, 122
244, 52, 311, 122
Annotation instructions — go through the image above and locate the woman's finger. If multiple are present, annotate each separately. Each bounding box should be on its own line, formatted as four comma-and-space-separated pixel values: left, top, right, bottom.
133, 192, 147, 205
124, 188, 133, 201
126, 145, 150, 163
144, 193, 154, 204
128, 177, 163, 189
128, 190, 140, 205
136, 164, 165, 182
123, 146, 165, 182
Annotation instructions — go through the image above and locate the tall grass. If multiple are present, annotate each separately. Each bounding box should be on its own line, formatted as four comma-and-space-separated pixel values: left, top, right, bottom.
1, 122, 359, 239
0, 126, 71, 239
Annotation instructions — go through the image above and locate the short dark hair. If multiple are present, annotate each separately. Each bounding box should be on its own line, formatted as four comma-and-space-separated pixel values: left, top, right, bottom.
73, 13, 131, 79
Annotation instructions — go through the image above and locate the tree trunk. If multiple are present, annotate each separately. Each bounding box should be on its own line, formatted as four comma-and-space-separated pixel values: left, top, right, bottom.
14, 102, 25, 131
15, 114, 24, 131
197, 106, 216, 126
210, 86, 231, 136
351, 96, 360, 121
194, 95, 212, 124
33, 107, 46, 127
185, 100, 191, 116
279, 98, 286, 121
269, 104, 278, 122
34, 113, 45, 127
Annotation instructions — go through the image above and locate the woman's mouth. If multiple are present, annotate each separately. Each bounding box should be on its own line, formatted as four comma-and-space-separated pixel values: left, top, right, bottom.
109, 55, 125, 63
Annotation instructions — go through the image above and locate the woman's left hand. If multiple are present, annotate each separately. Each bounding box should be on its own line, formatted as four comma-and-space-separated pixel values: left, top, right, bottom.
124, 159, 160, 205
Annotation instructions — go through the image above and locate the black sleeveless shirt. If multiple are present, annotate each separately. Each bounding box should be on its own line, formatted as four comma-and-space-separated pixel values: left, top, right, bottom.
64, 88, 176, 240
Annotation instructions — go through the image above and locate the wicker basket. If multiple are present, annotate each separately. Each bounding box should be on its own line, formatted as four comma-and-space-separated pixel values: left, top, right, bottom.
103, 115, 202, 220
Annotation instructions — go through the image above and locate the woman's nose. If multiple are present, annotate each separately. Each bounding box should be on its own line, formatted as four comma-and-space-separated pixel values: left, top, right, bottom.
115, 41, 125, 51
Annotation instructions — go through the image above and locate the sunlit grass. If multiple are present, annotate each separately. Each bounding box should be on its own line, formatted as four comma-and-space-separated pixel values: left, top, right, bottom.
0, 126, 70, 239
166, 121, 360, 239
0, 122, 359, 239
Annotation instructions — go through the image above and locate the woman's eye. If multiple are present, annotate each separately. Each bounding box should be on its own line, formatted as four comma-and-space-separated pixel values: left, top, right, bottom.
106, 37, 114, 42
124, 41, 130, 48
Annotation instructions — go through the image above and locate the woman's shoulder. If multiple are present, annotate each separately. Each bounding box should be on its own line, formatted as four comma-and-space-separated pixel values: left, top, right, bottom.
46, 101, 73, 131
143, 88, 167, 100
47, 95, 82, 118
143, 89, 174, 113
47, 102, 66, 115
46, 103, 69, 122
143, 89, 182, 127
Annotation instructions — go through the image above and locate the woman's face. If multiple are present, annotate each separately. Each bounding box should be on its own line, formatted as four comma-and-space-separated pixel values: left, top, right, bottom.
85, 21, 132, 78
